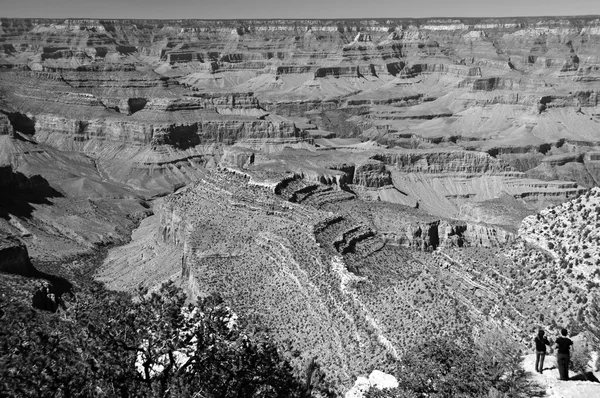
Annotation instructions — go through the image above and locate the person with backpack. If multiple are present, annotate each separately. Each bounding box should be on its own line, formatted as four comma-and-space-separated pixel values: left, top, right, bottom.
555, 328, 573, 380
534, 329, 551, 373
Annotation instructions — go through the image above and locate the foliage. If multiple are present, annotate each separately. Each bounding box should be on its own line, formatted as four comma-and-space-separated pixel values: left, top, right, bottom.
0, 280, 304, 398
365, 327, 545, 398
570, 342, 591, 374
394, 334, 491, 398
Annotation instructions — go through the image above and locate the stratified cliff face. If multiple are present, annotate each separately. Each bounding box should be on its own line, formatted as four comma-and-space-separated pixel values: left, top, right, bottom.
1, 16, 599, 195
372, 149, 512, 174
381, 219, 515, 250
1, 16, 599, 246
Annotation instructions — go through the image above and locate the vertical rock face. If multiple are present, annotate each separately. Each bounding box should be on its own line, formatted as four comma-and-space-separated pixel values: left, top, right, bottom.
352, 161, 392, 187
157, 199, 190, 248
0, 114, 14, 136
0, 234, 34, 276
382, 220, 514, 250
372, 150, 512, 174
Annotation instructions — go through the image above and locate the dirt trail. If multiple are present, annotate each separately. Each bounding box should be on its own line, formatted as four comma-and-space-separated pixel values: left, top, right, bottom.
522, 353, 600, 398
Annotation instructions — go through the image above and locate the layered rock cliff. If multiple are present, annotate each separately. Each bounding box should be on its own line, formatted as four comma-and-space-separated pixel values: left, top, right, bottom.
2, 17, 599, 195
1, 15, 598, 255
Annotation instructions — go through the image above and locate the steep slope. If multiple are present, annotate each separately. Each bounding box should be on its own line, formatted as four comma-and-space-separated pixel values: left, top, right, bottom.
520, 188, 600, 281
0, 126, 150, 262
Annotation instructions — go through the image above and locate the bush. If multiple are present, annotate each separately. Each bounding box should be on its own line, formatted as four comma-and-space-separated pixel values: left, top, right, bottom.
0, 281, 304, 398
366, 327, 544, 398
570, 343, 591, 374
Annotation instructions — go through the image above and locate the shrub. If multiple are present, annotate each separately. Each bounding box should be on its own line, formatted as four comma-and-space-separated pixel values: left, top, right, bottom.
570, 343, 591, 374
392, 335, 489, 397
367, 327, 544, 398
0, 281, 304, 398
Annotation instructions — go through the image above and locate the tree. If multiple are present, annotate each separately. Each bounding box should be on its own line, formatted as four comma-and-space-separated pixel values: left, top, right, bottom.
0, 280, 304, 398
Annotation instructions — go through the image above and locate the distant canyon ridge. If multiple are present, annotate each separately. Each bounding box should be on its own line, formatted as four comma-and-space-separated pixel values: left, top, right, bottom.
1, 15, 600, 263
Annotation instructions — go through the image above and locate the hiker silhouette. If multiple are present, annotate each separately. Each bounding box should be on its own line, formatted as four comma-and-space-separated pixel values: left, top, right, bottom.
534, 329, 551, 374
555, 328, 573, 381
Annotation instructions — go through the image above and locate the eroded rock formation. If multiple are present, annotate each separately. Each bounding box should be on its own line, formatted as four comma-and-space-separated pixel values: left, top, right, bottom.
0, 234, 34, 276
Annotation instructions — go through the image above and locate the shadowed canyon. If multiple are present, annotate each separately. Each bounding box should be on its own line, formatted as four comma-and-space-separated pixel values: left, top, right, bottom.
2, 16, 600, 396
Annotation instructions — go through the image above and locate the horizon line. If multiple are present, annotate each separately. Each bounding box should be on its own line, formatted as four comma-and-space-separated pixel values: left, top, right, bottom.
2, 14, 600, 21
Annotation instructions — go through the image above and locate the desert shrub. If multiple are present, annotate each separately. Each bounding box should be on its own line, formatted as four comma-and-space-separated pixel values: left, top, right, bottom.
570, 342, 591, 374
365, 327, 544, 398
391, 335, 488, 397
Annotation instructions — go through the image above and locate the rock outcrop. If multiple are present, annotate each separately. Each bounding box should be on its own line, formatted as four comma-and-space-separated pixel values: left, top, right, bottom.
0, 234, 34, 276
345, 370, 399, 398
352, 160, 392, 187
379, 219, 514, 250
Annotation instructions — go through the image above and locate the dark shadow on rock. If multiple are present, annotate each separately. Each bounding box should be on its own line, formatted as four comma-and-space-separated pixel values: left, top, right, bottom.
4, 111, 35, 135
31, 271, 73, 313
1, 233, 73, 313
0, 234, 36, 276
0, 165, 63, 219
31, 282, 60, 312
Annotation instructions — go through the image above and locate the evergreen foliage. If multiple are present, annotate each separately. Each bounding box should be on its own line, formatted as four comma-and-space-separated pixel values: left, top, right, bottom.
0, 281, 304, 398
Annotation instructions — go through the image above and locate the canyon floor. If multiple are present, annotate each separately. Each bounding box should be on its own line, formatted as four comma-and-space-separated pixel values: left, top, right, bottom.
1, 16, 600, 396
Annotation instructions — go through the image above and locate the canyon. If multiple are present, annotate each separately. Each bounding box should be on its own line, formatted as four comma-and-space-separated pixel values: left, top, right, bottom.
1, 16, 600, 395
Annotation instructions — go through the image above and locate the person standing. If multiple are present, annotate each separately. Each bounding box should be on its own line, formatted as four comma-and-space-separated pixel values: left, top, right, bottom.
534, 329, 551, 373
555, 328, 573, 381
